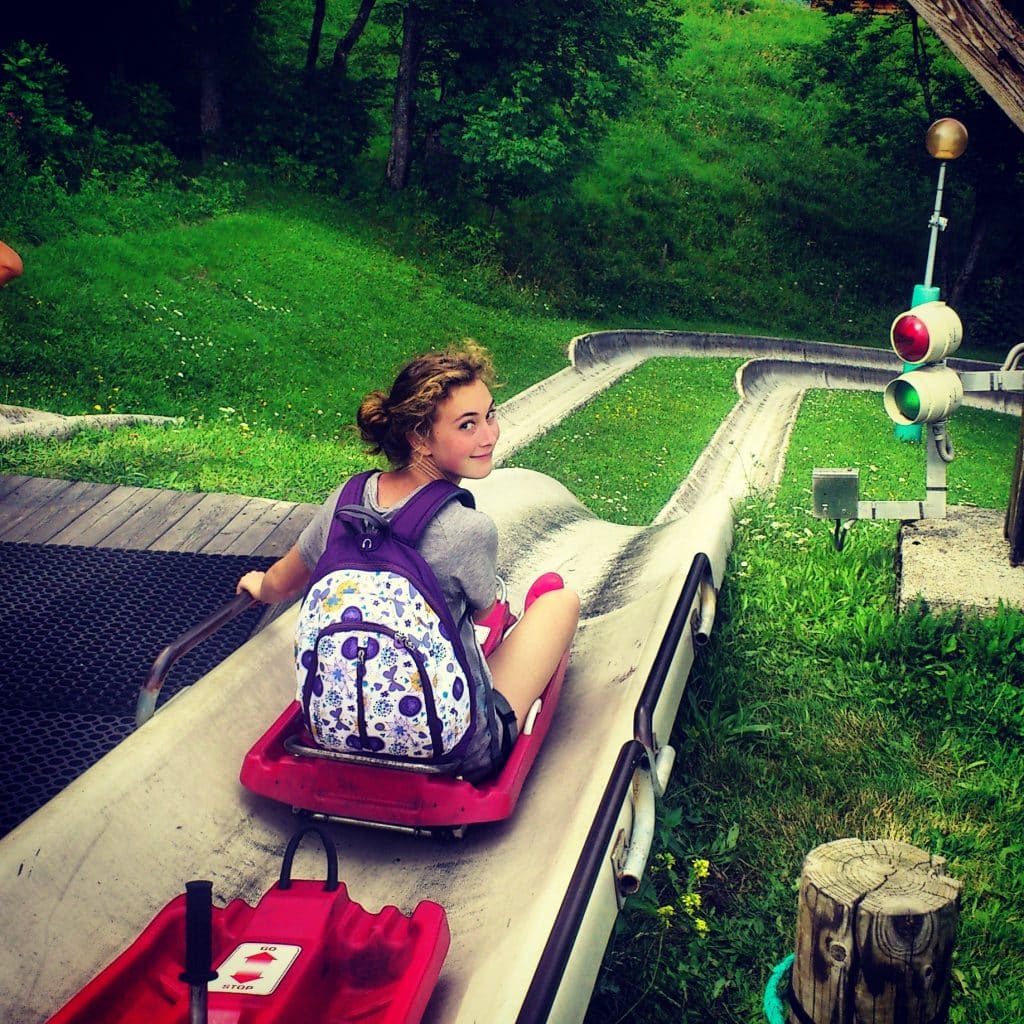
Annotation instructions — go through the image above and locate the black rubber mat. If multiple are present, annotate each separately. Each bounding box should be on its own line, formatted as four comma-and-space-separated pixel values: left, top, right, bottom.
0, 543, 276, 836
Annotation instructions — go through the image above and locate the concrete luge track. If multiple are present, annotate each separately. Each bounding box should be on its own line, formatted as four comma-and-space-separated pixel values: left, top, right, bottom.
0, 331, 1015, 1023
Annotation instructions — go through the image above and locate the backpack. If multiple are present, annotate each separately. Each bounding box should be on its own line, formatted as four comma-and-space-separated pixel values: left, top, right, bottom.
295, 471, 478, 769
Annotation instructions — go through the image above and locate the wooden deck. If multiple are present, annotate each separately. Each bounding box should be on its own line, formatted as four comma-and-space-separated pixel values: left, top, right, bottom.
0, 474, 320, 556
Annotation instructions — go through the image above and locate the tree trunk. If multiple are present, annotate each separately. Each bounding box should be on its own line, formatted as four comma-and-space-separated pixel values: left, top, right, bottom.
197, 47, 223, 164
948, 204, 988, 307
906, 0, 1024, 135
790, 839, 961, 1024
195, 0, 223, 164
306, 0, 327, 76
385, 4, 425, 191
333, 0, 377, 76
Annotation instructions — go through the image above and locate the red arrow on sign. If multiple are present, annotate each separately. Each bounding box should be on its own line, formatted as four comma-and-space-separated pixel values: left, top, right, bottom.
231, 971, 263, 984
245, 951, 277, 963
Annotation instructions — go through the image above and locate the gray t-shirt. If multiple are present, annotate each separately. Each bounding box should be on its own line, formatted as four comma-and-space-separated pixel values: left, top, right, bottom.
296, 472, 500, 776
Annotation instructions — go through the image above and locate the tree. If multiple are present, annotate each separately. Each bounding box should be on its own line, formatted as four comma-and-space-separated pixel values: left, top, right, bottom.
1, 0, 267, 163
333, 0, 379, 76
379, 0, 671, 202
306, 0, 327, 77
385, 2, 425, 189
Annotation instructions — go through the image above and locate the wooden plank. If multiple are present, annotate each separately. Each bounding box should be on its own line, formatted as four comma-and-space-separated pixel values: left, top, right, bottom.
249, 501, 319, 557
0, 478, 77, 540
98, 490, 206, 550
0, 474, 316, 559
147, 492, 253, 552
0, 480, 116, 543
0, 475, 34, 502
49, 486, 161, 547
1008, 399, 1024, 565
200, 497, 298, 555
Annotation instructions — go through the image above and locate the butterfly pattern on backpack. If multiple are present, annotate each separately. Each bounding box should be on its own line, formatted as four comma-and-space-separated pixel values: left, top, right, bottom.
295, 472, 478, 768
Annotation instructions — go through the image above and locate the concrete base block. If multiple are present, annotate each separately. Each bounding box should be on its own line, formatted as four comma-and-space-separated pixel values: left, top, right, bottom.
898, 506, 1024, 614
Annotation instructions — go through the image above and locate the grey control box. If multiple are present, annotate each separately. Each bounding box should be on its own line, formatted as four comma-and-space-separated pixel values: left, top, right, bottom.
812, 468, 860, 520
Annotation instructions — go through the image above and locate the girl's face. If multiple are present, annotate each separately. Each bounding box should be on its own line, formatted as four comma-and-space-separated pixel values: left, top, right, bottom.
417, 377, 499, 483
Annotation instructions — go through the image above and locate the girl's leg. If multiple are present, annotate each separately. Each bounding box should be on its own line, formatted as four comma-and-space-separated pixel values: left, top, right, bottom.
486, 589, 580, 730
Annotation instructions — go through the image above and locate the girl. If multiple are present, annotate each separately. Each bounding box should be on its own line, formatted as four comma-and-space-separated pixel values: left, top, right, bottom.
237, 341, 579, 781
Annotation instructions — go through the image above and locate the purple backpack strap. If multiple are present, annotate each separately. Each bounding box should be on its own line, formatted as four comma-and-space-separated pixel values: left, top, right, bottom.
336, 470, 375, 510
389, 479, 475, 544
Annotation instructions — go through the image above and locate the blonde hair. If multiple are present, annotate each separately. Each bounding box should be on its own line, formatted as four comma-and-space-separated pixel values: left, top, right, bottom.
357, 340, 496, 467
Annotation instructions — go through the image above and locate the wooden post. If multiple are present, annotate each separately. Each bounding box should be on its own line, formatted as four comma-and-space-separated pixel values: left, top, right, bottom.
1005, 410, 1024, 566
789, 838, 962, 1024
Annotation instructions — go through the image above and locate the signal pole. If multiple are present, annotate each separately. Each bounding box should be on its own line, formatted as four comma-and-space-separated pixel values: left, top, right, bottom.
895, 118, 969, 443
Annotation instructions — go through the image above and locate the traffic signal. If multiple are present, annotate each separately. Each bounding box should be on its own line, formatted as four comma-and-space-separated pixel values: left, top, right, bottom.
883, 301, 964, 426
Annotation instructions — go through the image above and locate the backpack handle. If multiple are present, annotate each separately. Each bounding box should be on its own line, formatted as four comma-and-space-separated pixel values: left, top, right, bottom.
278, 826, 340, 892
334, 504, 392, 551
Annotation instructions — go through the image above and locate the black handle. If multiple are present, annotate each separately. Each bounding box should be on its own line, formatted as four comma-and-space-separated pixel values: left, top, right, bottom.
136, 593, 256, 726
278, 826, 340, 892
179, 879, 218, 984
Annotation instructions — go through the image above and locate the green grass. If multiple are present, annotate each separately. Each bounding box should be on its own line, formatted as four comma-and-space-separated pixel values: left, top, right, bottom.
498, 0, 947, 348
507, 357, 744, 525
1, 199, 590, 427
0, 194, 598, 497
780, 389, 1021, 512
0, 422, 373, 502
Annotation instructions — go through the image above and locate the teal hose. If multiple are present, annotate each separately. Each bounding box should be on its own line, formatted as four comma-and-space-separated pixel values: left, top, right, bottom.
762, 953, 794, 1024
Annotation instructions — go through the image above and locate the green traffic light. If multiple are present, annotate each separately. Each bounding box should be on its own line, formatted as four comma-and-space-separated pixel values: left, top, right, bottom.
892, 379, 921, 421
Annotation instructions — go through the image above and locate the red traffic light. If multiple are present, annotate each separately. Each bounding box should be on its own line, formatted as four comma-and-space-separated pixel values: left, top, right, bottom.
889, 301, 962, 365
891, 315, 931, 363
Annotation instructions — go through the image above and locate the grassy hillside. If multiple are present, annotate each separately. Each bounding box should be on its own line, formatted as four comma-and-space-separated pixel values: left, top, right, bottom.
454, 0, 984, 354
0, 194, 596, 497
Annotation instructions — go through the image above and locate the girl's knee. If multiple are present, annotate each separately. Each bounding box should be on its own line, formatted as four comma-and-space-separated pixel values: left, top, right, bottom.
527, 587, 578, 616
523, 587, 580, 635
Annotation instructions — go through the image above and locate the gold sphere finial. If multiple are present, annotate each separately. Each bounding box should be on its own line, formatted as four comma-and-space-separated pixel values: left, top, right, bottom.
925, 118, 968, 160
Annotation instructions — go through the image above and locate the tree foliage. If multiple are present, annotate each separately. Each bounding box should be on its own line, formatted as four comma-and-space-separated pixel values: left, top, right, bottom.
408, 0, 673, 205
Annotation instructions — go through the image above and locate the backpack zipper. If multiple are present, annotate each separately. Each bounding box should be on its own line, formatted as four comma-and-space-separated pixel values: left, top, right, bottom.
316, 621, 446, 756
353, 642, 370, 746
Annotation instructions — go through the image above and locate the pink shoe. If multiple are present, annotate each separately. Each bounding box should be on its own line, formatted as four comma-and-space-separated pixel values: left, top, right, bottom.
474, 600, 518, 656
525, 572, 565, 611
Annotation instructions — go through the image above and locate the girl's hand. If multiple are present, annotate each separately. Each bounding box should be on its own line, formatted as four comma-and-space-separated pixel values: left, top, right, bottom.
237, 570, 266, 601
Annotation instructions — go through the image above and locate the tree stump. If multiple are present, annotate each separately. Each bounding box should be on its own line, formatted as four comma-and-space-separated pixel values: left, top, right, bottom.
790, 838, 962, 1024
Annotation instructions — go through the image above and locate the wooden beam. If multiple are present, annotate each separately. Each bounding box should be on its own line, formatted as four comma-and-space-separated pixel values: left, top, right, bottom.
907, 0, 1024, 133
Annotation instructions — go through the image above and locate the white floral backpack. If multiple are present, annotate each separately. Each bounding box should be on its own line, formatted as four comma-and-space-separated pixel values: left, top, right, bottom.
295, 471, 478, 769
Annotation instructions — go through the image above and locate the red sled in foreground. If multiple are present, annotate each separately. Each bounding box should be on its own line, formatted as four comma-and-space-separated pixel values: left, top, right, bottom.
47, 828, 449, 1024
240, 649, 569, 839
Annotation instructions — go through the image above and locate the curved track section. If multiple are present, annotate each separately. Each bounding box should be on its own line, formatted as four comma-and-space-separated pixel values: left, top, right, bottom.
0, 331, 1014, 1024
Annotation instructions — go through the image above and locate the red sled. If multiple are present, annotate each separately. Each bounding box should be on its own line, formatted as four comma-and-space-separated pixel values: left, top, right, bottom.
240, 649, 569, 839
47, 828, 449, 1024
